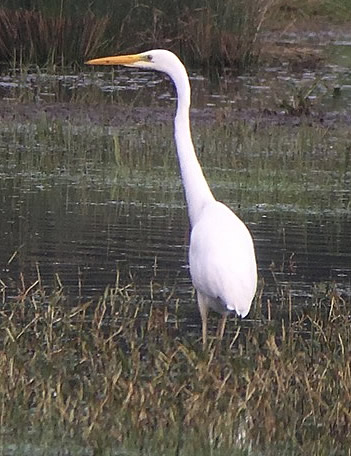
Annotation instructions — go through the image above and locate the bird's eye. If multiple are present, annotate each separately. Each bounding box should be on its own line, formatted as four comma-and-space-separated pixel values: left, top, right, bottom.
146, 54, 153, 62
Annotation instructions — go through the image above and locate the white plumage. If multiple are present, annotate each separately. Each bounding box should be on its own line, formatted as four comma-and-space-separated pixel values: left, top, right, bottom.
190, 200, 256, 316
86, 49, 257, 346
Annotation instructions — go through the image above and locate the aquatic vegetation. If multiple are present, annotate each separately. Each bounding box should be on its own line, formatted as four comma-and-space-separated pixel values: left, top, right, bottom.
1, 0, 351, 70
0, 273, 350, 455
269, 0, 351, 22
0, 0, 271, 69
0, 57, 350, 453
0, 8, 110, 66
2, 115, 350, 209
0, 113, 350, 454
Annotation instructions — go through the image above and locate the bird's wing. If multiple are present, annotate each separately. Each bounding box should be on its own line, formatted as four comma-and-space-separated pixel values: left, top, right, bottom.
189, 201, 257, 316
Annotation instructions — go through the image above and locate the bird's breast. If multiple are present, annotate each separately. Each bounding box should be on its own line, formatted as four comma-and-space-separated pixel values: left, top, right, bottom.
189, 201, 257, 314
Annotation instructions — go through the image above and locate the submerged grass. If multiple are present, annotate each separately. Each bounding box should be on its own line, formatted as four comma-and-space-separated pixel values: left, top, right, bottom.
0, 56, 350, 456
1, 115, 350, 212
0, 272, 351, 455
1, 118, 350, 453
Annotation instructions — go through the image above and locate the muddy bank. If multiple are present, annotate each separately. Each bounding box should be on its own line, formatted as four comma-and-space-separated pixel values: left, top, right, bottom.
0, 100, 349, 129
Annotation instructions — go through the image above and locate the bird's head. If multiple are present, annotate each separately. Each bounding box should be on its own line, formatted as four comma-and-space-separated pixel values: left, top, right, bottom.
86, 49, 190, 107
86, 49, 181, 75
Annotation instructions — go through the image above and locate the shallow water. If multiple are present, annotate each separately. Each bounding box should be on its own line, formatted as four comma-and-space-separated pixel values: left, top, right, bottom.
1, 30, 351, 456
0, 33, 351, 323
1, 31, 351, 114
0, 125, 350, 319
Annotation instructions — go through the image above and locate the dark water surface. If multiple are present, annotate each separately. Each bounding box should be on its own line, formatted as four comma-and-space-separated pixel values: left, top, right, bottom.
1, 153, 350, 317
1, 33, 351, 321
1, 30, 351, 113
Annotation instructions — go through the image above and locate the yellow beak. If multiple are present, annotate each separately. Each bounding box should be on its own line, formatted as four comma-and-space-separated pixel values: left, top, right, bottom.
85, 53, 143, 66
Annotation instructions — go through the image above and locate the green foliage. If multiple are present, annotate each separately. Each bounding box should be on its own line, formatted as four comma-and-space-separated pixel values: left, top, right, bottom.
272, 0, 351, 22
0, 275, 350, 454
0, 0, 271, 69
0, 8, 111, 66
0, 113, 350, 212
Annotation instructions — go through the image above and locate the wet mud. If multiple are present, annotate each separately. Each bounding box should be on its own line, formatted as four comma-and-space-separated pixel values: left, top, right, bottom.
0, 100, 349, 129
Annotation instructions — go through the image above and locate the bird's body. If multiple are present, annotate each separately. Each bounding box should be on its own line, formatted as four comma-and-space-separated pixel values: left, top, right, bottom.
86, 49, 257, 346
190, 200, 256, 316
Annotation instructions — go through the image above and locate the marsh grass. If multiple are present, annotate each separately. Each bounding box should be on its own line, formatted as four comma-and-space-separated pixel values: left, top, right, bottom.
2, 115, 349, 213
1, 0, 351, 70
269, 0, 351, 23
0, 270, 351, 455
0, 0, 272, 70
0, 8, 110, 66
0, 65, 350, 456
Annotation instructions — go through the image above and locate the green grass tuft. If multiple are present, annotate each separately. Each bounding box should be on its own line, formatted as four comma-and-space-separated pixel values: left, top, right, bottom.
0, 274, 350, 454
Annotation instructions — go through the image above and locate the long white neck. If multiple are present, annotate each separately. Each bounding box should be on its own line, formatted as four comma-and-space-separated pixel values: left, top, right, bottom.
169, 63, 214, 227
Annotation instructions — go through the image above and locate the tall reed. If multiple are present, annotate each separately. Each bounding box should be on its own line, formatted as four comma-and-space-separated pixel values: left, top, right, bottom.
0, 8, 110, 66
0, 0, 272, 69
0, 274, 350, 454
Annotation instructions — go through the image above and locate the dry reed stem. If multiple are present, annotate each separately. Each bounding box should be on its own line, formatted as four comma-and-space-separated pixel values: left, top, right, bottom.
0, 274, 350, 453
0, 8, 110, 65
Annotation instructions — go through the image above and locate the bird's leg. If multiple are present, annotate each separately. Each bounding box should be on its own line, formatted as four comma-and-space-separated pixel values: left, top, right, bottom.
197, 292, 208, 348
202, 313, 208, 348
216, 313, 228, 342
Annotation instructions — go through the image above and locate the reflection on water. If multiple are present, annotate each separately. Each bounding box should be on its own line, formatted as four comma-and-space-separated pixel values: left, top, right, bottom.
1, 161, 350, 317
1, 33, 351, 113
1, 30, 351, 316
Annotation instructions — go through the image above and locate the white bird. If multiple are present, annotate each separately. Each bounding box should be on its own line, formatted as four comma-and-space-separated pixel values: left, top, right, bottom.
86, 50, 257, 347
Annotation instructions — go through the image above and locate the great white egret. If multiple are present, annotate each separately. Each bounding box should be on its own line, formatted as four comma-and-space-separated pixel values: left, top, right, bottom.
86, 50, 257, 346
